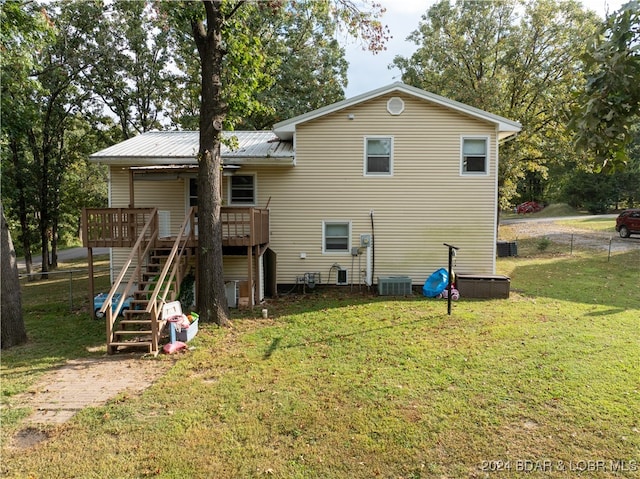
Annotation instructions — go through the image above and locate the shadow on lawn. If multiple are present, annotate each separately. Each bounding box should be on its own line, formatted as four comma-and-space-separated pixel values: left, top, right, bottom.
261, 314, 437, 360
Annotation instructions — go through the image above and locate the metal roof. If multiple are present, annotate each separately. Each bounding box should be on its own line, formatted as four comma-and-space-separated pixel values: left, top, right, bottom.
273, 82, 522, 141
90, 130, 294, 165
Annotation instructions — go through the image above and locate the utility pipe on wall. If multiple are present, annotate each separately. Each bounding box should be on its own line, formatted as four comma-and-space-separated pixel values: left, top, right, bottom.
370, 209, 375, 285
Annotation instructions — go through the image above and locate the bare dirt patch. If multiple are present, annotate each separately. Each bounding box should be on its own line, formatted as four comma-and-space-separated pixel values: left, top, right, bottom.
12, 427, 50, 449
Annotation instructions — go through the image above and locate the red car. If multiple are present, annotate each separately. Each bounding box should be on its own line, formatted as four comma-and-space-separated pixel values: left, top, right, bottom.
616, 209, 640, 238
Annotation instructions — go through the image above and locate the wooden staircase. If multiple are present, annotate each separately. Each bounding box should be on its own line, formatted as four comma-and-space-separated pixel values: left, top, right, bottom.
98, 208, 197, 355
109, 246, 188, 353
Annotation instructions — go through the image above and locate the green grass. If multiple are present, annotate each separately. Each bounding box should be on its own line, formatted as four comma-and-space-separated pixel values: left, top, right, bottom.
1, 249, 639, 478
1, 258, 112, 404
557, 217, 617, 233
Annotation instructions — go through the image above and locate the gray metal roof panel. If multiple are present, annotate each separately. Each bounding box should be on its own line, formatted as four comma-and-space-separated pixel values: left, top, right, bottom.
90, 131, 294, 164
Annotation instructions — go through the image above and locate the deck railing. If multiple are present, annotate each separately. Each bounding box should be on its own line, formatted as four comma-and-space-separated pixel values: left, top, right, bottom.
83, 208, 158, 248
220, 207, 270, 246
83, 207, 269, 248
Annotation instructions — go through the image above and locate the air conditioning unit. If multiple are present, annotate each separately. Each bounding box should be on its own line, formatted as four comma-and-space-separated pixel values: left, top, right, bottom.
158, 210, 171, 238
225, 281, 238, 308
378, 276, 412, 296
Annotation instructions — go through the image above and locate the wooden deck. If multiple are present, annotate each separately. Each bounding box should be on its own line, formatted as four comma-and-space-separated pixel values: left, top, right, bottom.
82, 207, 269, 249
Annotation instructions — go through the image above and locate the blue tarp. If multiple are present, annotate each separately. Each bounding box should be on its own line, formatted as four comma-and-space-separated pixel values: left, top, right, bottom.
93, 293, 133, 318
422, 268, 449, 297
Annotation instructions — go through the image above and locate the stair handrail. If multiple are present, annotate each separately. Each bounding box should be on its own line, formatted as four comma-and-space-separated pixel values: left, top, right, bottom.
100, 209, 159, 336
158, 208, 197, 304
146, 207, 197, 314
146, 207, 197, 353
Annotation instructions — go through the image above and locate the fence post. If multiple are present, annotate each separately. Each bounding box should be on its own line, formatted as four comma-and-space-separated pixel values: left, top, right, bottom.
69, 270, 73, 311
570, 234, 574, 256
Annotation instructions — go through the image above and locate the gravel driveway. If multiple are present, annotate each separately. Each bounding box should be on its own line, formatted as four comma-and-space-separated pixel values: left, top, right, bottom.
500, 216, 640, 253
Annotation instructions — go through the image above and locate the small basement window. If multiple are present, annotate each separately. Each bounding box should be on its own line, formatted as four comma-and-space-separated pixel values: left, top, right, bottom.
461, 137, 489, 175
323, 221, 351, 253
364, 137, 393, 176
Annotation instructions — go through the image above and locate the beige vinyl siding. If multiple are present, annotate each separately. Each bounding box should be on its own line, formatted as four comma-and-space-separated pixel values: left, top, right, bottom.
109, 168, 189, 282
104, 90, 502, 290
264, 93, 499, 286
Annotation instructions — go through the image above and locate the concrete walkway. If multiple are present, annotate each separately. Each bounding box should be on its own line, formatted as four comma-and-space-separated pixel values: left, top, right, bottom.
16, 355, 171, 425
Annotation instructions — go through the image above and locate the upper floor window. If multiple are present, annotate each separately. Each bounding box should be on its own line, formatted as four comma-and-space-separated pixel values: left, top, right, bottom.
461, 137, 489, 175
229, 174, 255, 205
365, 137, 393, 176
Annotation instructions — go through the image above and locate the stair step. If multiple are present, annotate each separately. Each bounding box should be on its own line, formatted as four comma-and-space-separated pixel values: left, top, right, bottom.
129, 299, 150, 305
115, 330, 153, 335
119, 319, 152, 325
108, 341, 153, 353
124, 309, 150, 315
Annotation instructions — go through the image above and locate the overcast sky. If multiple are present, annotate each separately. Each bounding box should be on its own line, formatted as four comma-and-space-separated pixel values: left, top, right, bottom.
343, 0, 626, 98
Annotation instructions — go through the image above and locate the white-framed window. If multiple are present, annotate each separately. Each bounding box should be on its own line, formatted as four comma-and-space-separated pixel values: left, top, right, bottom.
322, 221, 351, 253
364, 136, 393, 176
188, 178, 198, 207
228, 174, 256, 205
461, 137, 489, 175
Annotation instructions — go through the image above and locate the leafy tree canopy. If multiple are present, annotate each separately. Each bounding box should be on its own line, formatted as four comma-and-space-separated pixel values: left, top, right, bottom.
571, 0, 640, 171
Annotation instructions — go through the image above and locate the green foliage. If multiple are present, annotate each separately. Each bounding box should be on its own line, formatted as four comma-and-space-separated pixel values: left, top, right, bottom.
160, 0, 356, 130
571, 1, 640, 171
561, 170, 615, 213
393, 0, 601, 208
82, 0, 173, 139
559, 129, 640, 211
238, 1, 350, 129
1, 1, 114, 265
536, 236, 551, 251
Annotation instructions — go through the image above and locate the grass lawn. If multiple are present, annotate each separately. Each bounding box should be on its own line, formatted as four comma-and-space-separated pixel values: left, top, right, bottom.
1, 246, 639, 478
557, 217, 617, 234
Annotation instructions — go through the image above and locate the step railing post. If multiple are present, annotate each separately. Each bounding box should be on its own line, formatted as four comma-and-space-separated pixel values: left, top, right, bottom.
150, 301, 159, 353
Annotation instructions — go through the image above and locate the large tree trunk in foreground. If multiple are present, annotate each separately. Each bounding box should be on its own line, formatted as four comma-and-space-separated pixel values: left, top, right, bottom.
1, 203, 28, 349
192, 0, 230, 326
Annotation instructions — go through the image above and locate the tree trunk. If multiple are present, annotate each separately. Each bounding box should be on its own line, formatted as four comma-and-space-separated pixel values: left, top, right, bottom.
1, 203, 28, 349
28, 127, 51, 278
9, 137, 34, 277
192, 0, 230, 326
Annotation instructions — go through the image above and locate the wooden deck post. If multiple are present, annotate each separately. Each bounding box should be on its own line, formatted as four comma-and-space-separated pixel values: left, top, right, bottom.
254, 246, 261, 305
247, 245, 254, 308
88, 247, 95, 319
128, 169, 135, 208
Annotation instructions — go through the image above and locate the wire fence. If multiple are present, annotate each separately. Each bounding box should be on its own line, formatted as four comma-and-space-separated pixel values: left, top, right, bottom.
510, 230, 640, 261
19, 267, 112, 313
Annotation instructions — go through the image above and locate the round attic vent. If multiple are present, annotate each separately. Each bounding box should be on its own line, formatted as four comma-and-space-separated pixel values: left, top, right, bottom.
387, 97, 405, 115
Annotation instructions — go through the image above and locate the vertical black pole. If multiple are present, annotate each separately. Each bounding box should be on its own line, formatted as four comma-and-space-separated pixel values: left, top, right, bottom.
447, 248, 453, 315
443, 243, 459, 316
